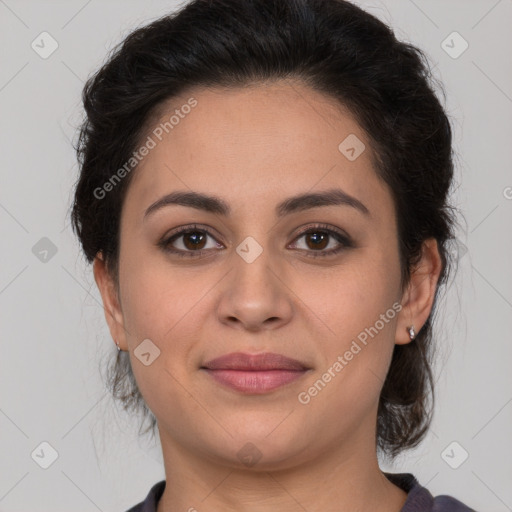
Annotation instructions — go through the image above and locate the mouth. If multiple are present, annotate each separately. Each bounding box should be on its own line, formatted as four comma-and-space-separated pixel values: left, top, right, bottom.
200, 352, 311, 394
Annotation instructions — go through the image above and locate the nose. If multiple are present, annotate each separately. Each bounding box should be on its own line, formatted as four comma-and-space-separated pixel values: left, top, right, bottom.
215, 248, 294, 332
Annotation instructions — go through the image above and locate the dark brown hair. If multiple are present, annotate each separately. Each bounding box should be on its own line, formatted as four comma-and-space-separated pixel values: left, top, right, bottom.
70, 0, 460, 460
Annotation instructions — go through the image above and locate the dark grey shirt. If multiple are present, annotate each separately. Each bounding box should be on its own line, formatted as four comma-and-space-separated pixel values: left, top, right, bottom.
125, 472, 476, 511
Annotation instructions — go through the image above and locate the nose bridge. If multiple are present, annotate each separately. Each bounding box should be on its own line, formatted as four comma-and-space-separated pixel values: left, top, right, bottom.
232, 234, 279, 297
216, 234, 293, 329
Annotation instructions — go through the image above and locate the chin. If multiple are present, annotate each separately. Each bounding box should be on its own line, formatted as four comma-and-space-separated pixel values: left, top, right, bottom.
207, 427, 314, 472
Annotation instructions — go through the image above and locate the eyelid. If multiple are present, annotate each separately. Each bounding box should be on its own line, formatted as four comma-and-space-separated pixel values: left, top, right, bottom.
158, 222, 353, 258
288, 223, 353, 257
291, 223, 350, 242
158, 223, 223, 257
162, 223, 224, 243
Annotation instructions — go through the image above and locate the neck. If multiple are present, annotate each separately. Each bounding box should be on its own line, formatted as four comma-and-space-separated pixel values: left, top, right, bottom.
155, 428, 407, 512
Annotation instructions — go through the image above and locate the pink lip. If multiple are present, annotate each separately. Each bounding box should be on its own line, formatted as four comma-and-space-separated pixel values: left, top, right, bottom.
201, 352, 310, 394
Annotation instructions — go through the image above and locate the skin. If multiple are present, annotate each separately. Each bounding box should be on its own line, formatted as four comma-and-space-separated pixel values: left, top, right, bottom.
93, 80, 442, 512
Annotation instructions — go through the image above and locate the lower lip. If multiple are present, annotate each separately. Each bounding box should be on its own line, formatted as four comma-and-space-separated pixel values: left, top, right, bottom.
202, 369, 308, 393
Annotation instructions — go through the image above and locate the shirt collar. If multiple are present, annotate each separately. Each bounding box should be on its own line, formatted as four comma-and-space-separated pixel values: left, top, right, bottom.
130, 472, 434, 512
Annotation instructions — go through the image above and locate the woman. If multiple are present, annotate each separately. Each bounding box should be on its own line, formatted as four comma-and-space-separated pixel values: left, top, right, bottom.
70, 0, 475, 510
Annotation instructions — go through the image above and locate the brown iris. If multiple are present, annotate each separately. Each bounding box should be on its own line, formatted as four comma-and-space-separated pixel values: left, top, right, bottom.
304, 231, 329, 250
182, 231, 207, 250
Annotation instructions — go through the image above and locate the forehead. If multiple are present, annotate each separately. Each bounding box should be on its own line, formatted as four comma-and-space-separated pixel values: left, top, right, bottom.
123, 80, 392, 221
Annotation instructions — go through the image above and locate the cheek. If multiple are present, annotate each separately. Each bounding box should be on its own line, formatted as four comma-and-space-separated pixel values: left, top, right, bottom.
294, 252, 400, 334
291, 251, 401, 392
120, 268, 169, 343
118, 252, 213, 372
118, 240, 191, 341
119, 263, 206, 421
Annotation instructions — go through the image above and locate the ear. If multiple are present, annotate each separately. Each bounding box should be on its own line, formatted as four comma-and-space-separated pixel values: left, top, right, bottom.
93, 253, 128, 351
396, 238, 443, 345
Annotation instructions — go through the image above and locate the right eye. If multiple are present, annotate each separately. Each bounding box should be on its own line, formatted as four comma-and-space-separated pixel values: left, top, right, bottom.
158, 224, 224, 257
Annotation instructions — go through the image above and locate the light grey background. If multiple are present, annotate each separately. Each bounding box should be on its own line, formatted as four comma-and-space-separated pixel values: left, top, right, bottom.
1, 1, 511, 511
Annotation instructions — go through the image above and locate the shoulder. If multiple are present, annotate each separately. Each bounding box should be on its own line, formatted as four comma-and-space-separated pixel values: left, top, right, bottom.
383, 472, 476, 512
432, 494, 477, 512
124, 480, 166, 512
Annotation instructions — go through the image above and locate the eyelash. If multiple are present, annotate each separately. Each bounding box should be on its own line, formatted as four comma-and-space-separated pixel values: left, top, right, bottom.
158, 223, 353, 259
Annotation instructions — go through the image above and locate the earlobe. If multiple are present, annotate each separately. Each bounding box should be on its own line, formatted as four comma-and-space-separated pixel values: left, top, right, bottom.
92, 253, 128, 351
395, 238, 443, 346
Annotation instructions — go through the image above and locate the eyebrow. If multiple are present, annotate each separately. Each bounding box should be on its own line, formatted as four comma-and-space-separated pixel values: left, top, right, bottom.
143, 188, 370, 220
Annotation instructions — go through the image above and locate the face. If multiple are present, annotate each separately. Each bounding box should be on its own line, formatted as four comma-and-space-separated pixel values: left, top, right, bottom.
96, 80, 423, 471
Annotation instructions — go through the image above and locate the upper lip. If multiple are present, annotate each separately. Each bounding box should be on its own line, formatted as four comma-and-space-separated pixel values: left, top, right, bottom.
202, 352, 309, 371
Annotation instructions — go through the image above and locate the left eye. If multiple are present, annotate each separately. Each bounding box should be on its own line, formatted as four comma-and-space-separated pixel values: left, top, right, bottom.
289, 227, 352, 257
292, 229, 345, 252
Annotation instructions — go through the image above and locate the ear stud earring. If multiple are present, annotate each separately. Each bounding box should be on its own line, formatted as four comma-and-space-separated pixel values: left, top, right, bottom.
407, 325, 416, 341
